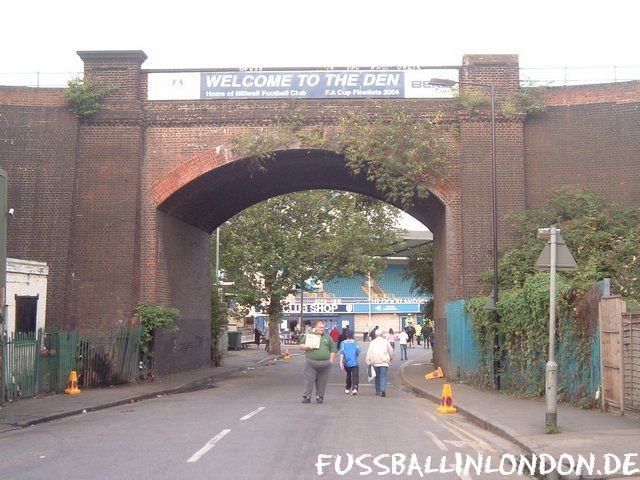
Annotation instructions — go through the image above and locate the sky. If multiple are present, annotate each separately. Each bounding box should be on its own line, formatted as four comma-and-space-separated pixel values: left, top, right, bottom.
2, 0, 637, 231
2, 0, 639, 86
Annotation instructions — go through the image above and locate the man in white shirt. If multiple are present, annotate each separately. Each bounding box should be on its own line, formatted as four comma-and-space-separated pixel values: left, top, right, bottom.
365, 333, 394, 397
398, 330, 409, 361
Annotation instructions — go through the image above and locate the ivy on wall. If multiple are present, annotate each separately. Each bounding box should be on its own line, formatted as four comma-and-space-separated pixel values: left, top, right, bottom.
231, 106, 451, 209
465, 188, 640, 405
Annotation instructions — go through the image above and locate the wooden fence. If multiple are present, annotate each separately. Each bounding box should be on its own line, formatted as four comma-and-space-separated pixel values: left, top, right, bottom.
599, 296, 640, 418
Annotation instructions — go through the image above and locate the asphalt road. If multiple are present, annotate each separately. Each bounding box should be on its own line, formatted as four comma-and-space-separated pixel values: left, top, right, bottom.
0, 347, 530, 479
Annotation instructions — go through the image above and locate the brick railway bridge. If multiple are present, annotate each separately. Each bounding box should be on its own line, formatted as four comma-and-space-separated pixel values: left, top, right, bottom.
1, 51, 639, 374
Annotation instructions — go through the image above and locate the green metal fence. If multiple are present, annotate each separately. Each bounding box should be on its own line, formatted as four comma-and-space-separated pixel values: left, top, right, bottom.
2, 329, 42, 401
2, 326, 142, 402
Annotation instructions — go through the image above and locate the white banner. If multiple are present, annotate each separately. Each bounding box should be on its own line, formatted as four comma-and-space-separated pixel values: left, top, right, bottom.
148, 69, 458, 100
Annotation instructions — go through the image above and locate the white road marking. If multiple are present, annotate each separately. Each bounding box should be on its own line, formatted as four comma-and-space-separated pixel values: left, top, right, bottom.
442, 418, 497, 453
425, 410, 496, 454
240, 407, 265, 421
424, 411, 439, 422
450, 464, 473, 480
187, 429, 231, 463
425, 430, 449, 451
444, 440, 467, 448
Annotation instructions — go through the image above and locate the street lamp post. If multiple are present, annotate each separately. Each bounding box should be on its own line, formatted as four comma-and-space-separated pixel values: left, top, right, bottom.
430, 78, 500, 390
299, 279, 304, 333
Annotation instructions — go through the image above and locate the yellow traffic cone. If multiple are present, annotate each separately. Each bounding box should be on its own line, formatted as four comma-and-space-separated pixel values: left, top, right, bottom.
436, 383, 457, 414
425, 366, 444, 380
64, 370, 81, 395
284, 348, 291, 360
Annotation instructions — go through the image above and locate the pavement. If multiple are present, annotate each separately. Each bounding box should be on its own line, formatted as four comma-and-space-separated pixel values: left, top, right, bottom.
399, 350, 640, 480
1, 344, 639, 479
0, 345, 277, 432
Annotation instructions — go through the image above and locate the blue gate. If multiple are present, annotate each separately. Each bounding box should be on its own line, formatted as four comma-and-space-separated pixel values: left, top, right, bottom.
445, 300, 480, 378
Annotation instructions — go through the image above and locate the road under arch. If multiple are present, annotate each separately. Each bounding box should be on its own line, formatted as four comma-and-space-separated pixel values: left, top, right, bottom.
152, 149, 458, 374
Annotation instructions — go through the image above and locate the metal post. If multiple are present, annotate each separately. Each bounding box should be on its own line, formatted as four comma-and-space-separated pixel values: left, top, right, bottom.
299, 281, 304, 333
546, 225, 558, 427
215, 228, 220, 283
490, 85, 501, 391
368, 273, 372, 333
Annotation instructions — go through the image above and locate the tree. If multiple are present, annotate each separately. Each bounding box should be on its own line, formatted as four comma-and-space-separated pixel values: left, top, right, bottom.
404, 243, 434, 296
217, 190, 402, 354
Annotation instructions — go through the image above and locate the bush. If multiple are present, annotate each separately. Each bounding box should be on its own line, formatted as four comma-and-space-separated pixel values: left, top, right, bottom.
64, 77, 116, 118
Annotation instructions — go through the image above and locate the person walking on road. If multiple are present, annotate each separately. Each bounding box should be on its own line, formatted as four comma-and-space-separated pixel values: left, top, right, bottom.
298, 321, 336, 404
366, 331, 394, 397
398, 329, 409, 360
337, 326, 349, 350
254, 326, 262, 348
369, 325, 379, 340
263, 324, 270, 351
338, 331, 361, 395
386, 328, 397, 351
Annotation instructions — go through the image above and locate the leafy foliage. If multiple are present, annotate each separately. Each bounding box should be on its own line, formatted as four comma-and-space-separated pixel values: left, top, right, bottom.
64, 77, 116, 118
499, 187, 640, 300
502, 86, 550, 117
451, 90, 490, 115
217, 190, 402, 354
465, 188, 640, 402
210, 286, 229, 366
515, 86, 550, 115
335, 108, 449, 208
135, 301, 180, 370
404, 243, 433, 295
231, 107, 450, 209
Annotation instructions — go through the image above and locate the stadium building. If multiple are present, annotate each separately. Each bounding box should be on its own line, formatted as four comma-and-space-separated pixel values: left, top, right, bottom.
252, 230, 432, 337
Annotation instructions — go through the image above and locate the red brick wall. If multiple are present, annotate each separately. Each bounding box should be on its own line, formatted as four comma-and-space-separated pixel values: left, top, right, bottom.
455, 55, 526, 299
524, 102, 640, 209
153, 211, 212, 375
64, 123, 143, 331
543, 81, 640, 106
0, 89, 77, 328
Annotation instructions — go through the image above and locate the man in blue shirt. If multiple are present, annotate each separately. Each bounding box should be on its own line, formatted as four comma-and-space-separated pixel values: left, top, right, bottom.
338, 331, 361, 395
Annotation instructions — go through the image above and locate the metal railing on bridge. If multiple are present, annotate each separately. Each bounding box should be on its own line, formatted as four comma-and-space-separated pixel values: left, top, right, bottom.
1, 66, 640, 89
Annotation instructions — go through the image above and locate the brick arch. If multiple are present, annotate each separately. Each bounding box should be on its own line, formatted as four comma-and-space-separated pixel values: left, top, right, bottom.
153, 147, 455, 234
152, 143, 233, 207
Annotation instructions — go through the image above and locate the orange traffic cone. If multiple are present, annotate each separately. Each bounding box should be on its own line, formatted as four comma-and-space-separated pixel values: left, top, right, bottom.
436, 383, 457, 414
425, 366, 444, 380
64, 370, 81, 395
284, 348, 291, 360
